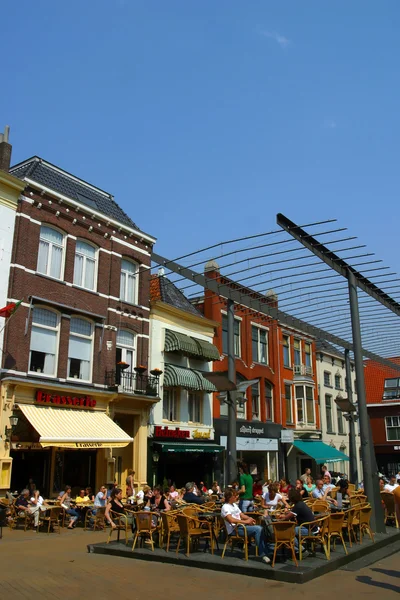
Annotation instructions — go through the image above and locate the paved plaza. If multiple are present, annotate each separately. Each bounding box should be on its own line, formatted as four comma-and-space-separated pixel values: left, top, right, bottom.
0, 527, 399, 598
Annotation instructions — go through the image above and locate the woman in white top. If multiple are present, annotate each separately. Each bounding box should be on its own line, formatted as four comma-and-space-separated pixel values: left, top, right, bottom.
261, 482, 289, 511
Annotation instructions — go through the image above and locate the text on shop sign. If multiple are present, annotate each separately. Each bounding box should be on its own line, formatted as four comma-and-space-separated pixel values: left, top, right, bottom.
154, 426, 190, 439
36, 390, 96, 408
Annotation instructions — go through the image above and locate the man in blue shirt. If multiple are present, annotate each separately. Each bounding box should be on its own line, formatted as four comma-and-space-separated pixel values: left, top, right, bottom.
182, 482, 205, 505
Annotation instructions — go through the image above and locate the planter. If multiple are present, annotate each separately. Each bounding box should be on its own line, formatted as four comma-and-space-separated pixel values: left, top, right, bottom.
150, 369, 163, 377
134, 366, 147, 375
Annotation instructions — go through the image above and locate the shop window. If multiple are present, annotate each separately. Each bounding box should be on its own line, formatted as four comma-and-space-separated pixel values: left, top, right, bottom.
283, 335, 290, 367
252, 325, 268, 364
325, 394, 334, 433
251, 381, 260, 420
120, 258, 139, 305
73, 240, 97, 291
29, 307, 59, 375
222, 314, 241, 357
37, 225, 65, 280
294, 339, 301, 366
188, 391, 202, 423
285, 384, 293, 424
67, 317, 93, 381
265, 380, 273, 421
385, 416, 400, 441
163, 388, 179, 421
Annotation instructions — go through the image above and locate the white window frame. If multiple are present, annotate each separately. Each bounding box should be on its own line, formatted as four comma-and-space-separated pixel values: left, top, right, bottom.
73, 239, 98, 291
304, 342, 312, 372
383, 378, 400, 400
385, 416, 400, 441
251, 323, 269, 365
67, 316, 94, 383
28, 307, 60, 377
221, 312, 241, 358
295, 384, 315, 426
334, 374, 342, 390
324, 371, 332, 387
120, 258, 139, 305
188, 391, 202, 424
293, 338, 302, 366
325, 394, 334, 433
265, 381, 273, 421
337, 406, 345, 434
116, 329, 136, 389
285, 383, 293, 424
37, 225, 65, 280
163, 388, 179, 422
283, 335, 291, 367
251, 381, 260, 421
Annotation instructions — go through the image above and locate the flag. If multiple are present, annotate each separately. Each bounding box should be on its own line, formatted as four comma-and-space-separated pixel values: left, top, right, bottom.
0, 300, 22, 319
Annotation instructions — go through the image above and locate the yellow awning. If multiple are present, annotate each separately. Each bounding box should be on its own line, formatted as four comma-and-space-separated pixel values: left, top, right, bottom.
18, 404, 133, 449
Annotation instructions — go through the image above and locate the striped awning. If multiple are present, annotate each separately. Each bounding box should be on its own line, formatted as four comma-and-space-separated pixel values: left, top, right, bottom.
164, 364, 216, 392
18, 404, 133, 449
164, 329, 200, 357
193, 338, 220, 361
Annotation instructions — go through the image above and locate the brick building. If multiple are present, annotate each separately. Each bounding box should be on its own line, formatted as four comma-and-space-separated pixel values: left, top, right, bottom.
0, 154, 159, 496
364, 358, 400, 476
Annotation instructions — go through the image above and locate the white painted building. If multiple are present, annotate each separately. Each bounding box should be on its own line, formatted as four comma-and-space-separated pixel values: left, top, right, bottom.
316, 340, 362, 481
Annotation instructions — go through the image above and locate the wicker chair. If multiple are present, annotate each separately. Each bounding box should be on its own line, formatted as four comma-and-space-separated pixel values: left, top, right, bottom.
350, 494, 367, 508
325, 512, 348, 558
84, 506, 106, 531
176, 513, 214, 557
38, 506, 63, 534
106, 509, 130, 545
160, 511, 180, 552
221, 521, 255, 561
271, 521, 298, 567
311, 500, 330, 514
9, 502, 34, 531
298, 515, 329, 560
132, 511, 160, 551
342, 507, 358, 547
381, 492, 399, 528
357, 506, 375, 544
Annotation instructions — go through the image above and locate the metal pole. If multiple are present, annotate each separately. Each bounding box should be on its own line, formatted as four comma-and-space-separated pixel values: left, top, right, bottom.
344, 349, 358, 486
347, 271, 385, 532
226, 299, 237, 485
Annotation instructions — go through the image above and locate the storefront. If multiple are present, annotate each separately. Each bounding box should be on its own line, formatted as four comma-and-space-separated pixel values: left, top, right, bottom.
213, 419, 282, 485
287, 439, 350, 482
148, 424, 223, 488
0, 379, 133, 496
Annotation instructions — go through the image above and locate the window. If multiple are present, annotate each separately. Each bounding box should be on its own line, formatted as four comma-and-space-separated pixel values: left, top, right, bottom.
294, 339, 301, 366
120, 259, 138, 304
67, 317, 93, 381
383, 378, 400, 400
305, 386, 315, 424
324, 371, 332, 387
385, 416, 400, 441
283, 335, 290, 367
163, 388, 179, 421
325, 394, 334, 433
252, 325, 268, 364
265, 381, 273, 421
29, 307, 59, 375
285, 384, 293, 423
37, 226, 64, 279
337, 407, 345, 434
295, 386, 304, 422
116, 329, 136, 387
74, 241, 97, 290
305, 342, 312, 370
188, 392, 202, 423
236, 374, 246, 419
335, 374, 342, 390
251, 382, 260, 420
222, 314, 241, 357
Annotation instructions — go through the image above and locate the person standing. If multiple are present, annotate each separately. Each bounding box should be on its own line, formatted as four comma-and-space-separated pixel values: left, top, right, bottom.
238, 462, 254, 513
300, 468, 311, 484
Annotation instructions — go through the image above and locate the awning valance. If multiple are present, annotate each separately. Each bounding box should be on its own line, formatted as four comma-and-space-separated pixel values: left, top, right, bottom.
165, 330, 200, 357
18, 404, 133, 449
164, 364, 216, 392
154, 442, 223, 453
293, 440, 350, 465
164, 329, 220, 361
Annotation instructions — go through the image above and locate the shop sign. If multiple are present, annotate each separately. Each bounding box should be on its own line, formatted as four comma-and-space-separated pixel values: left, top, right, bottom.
192, 429, 211, 439
11, 442, 42, 450
281, 430, 294, 444
75, 442, 103, 448
238, 424, 266, 437
36, 390, 97, 408
154, 426, 190, 439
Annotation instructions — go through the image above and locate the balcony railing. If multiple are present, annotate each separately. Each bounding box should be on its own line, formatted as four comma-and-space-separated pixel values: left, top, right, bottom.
293, 364, 313, 376
105, 370, 160, 397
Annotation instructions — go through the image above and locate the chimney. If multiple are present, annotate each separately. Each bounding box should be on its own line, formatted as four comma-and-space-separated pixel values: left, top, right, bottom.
0, 125, 12, 172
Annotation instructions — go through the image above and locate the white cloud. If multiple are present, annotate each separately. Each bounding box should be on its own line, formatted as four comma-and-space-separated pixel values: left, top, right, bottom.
261, 30, 291, 49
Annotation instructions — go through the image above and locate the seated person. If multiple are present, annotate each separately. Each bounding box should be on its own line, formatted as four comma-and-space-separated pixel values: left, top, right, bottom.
15, 489, 41, 528
182, 482, 206, 505
105, 488, 134, 530
209, 481, 222, 497
294, 479, 309, 498
279, 488, 319, 555
145, 485, 170, 512
312, 479, 338, 510
252, 479, 263, 498
75, 489, 90, 505
221, 489, 271, 564
262, 483, 289, 512
85, 487, 95, 502
93, 485, 107, 514
384, 476, 399, 493
322, 474, 335, 494
279, 478, 291, 495
169, 485, 179, 501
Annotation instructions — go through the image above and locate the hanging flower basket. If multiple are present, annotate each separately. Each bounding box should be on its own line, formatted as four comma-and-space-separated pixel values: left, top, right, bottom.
117, 361, 130, 370
134, 365, 147, 374
150, 368, 163, 377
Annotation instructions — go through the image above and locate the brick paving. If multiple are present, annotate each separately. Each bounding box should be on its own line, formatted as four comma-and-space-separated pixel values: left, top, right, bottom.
0, 526, 399, 598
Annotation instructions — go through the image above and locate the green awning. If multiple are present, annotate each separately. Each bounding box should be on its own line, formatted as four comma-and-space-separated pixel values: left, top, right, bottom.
293, 440, 350, 465
192, 338, 220, 361
165, 329, 200, 357
155, 442, 224, 453
164, 364, 216, 392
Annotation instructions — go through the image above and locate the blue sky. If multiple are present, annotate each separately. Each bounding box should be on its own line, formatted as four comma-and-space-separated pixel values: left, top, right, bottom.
2, 1, 400, 270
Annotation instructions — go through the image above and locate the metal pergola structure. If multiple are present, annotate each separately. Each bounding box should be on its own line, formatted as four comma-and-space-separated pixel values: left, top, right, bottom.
148, 215, 400, 533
